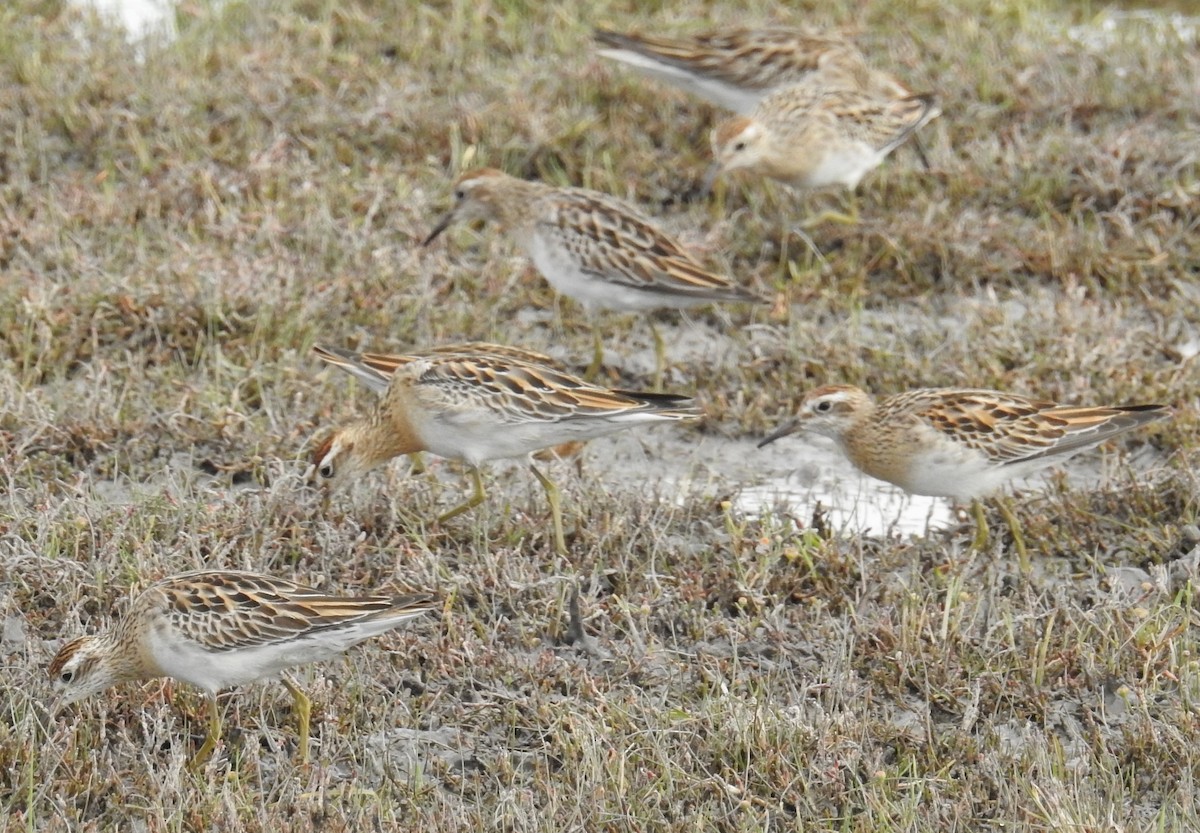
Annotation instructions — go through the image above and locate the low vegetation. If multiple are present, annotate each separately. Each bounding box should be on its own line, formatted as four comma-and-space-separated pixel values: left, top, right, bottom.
1, 0, 1197, 830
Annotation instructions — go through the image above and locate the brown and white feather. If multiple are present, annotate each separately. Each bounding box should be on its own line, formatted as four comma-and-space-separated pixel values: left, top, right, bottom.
310, 345, 701, 485
759, 384, 1169, 500
48, 570, 437, 708
594, 26, 910, 112
424, 168, 764, 312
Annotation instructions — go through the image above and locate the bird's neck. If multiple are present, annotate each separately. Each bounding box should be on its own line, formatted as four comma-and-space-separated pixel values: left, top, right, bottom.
491, 179, 550, 231
359, 399, 426, 464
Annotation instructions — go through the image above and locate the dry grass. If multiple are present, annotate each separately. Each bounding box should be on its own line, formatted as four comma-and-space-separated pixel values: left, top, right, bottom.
1, 0, 1199, 830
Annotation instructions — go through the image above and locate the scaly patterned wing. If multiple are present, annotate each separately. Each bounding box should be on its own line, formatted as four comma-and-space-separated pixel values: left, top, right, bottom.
1003, 404, 1170, 463
358, 344, 564, 377
146, 571, 436, 653
819, 88, 939, 156
412, 342, 561, 369
888, 389, 1166, 465
594, 27, 866, 91
881, 389, 1055, 463
541, 189, 762, 303
316, 343, 563, 393
405, 354, 701, 426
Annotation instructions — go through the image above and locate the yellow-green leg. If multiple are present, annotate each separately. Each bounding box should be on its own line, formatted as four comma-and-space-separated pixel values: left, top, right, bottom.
530, 463, 567, 556
996, 498, 1030, 575
970, 500, 990, 553
282, 676, 312, 764
437, 466, 486, 523
189, 694, 222, 770
408, 452, 426, 476
800, 195, 860, 228
586, 326, 605, 380
649, 320, 665, 392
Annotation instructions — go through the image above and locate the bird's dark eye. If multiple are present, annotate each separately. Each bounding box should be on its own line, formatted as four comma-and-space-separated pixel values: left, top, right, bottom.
733, 141, 747, 152
815, 400, 833, 413
60, 669, 75, 684
319, 463, 335, 479
454, 188, 465, 200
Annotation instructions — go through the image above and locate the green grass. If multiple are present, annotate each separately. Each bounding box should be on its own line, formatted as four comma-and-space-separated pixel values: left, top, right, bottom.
1, 0, 1198, 830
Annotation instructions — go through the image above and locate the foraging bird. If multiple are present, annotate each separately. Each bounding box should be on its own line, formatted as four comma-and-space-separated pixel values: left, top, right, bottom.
48, 570, 437, 767
593, 25, 911, 114
708, 82, 939, 197
309, 343, 701, 555
758, 384, 1170, 561
422, 168, 764, 383
594, 25, 933, 173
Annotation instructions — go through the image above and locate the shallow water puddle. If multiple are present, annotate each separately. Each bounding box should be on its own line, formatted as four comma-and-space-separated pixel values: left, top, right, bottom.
712, 433, 956, 538
586, 424, 1167, 542
1064, 8, 1199, 49
733, 468, 956, 537
587, 430, 958, 540
70, 0, 179, 39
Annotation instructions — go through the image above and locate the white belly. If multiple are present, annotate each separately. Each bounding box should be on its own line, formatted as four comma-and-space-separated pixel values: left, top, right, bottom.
149, 631, 320, 693
805, 141, 884, 190
414, 409, 671, 466
526, 231, 680, 313
890, 458, 1016, 501
145, 617, 417, 693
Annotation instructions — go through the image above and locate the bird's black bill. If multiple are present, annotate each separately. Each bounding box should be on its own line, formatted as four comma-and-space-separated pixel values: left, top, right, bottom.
757, 420, 799, 449
422, 212, 454, 246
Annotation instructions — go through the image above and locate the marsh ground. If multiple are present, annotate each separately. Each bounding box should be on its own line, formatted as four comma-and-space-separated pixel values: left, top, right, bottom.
1, 0, 1199, 830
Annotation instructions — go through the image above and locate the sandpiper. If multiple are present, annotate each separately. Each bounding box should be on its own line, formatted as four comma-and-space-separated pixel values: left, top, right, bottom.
49, 570, 437, 766
708, 81, 939, 225
759, 384, 1170, 562
310, 344, 701, 555
422, 168, 764, 383
594, 26, 911, 114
